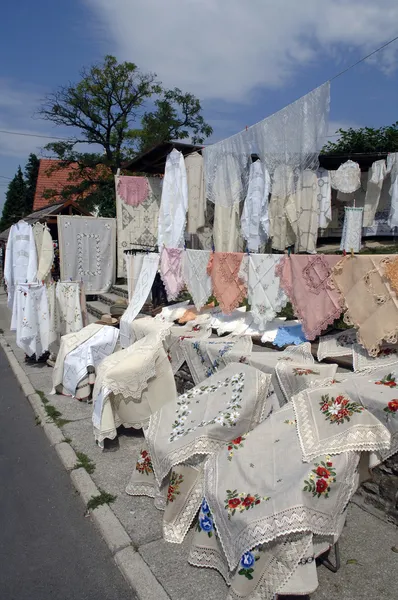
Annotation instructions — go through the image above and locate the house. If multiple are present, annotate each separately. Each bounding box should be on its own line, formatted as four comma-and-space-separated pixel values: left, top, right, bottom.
33, 159, 86, 211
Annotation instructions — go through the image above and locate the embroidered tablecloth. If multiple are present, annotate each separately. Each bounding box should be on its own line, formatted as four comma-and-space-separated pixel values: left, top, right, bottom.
115, 176, 161, 277
58, 215, 116, 294
207, 252, 247, 314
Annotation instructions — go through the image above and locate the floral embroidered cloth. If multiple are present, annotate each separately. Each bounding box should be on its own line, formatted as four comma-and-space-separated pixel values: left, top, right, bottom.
57, 215, 116, 294
338, 365, 398, 463
352, 342, 398, 373
182, 249, 212, 311
244, 254, 287, 330
11, 283, 50, 359
185, 152, 205, 234
160, 247, 184, 302
92, 333, 177, 445
56, 282, 84, 336
116, 176, 161, 277
275, 361, 338, 405
119, 252, 160, 348
117, 176, 149, 207
4, 220, 38, 309
340, 207, 363, 253
240, 160, 271, 251
52, 325, 119, 398
207, 252, 247, 314
203, 402, 360, 571
332, 255, 398, 356
273, 324, 306, 347
145, 363, 272, 486
181, 336, 253, 385
277, 255, 343, 341
292, 380, 390, 462
317, 329, 357, 362
158, 149, 188, 248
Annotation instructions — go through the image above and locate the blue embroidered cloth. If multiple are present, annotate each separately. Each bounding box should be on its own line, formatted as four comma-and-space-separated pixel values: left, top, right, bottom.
273, 324, 306, 348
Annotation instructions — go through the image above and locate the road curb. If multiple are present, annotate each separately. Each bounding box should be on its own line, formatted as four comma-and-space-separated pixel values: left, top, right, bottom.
0, 334, 167, 600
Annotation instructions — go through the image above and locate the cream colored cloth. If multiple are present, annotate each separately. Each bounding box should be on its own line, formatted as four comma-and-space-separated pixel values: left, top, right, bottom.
363, 160, 387, 227
275, 361, 338, 405
213, 202, 243, 252
33, 222, 54, 282
51, 323, 104, 394
293, 170, 319, 254
185, 152, 205, 234
92, 333, 177, 445
333, 255, 398, 356
269, 165, 297, 250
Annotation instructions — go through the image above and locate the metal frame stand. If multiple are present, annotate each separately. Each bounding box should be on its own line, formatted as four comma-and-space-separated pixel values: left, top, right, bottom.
318, 542, 341, 573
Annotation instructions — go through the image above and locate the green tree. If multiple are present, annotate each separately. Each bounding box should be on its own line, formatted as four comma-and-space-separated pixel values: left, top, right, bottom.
0, 167, 27, 231
24, 153, 40, 214
38, 55, 212, 215
322, 122, 398, 155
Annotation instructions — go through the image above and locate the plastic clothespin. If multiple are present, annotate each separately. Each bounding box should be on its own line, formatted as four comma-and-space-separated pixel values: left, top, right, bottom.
350, 247, 354, 258
246, 247, 250, 256
211, 243, 215, 253
287, 247, 291, 257
343, 249, 347, 257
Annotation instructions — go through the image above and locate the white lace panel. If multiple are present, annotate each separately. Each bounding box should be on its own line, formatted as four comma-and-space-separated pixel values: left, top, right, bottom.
330, 160, 361, 194
185, 152, 206, 235
363, 160, 387, 227
316, 168, 332, 230
203, 83, 330, 208
246, 254, 288, 330
158, 149, 188, 248
119, 253, 160, 348
13, 283, 50, 359
294, 170, 319, 254
241, 160, 271, 251
340, 207, 363, 253
182, 249, 212, 311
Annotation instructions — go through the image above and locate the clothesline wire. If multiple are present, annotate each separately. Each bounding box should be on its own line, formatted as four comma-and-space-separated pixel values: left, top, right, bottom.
328, 34, 398, 83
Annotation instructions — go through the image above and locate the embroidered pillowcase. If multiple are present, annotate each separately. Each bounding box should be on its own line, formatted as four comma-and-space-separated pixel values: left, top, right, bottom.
275, 362, 339, 404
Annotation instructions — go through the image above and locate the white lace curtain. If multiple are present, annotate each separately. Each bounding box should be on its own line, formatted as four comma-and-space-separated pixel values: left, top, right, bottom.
203, 83, 330, 207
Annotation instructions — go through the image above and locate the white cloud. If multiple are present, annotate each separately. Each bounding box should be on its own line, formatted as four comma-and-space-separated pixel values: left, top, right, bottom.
83, 0, 398, 101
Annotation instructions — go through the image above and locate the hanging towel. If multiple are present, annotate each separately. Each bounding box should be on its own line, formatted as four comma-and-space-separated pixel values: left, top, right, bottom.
158, 149, 188, 248
244, 254, 287, 330
185, 152, 205, 234
182, 249, 212, 311
160, 247, 184, 302
207, 252, 247, 314
340, 207, 363, 253
4, 221, 38, 309
240, 161, 271, 251
363, 160, 387, 227
276, 255, 343, 341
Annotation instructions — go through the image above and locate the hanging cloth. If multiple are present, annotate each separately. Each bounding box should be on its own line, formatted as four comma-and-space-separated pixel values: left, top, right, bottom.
276, 255, 343, 340
330, 160, 361, 193
207, 252, 247, 314
340, 207, 363, 253
316, 168, 332, 230
33, 223, 54, 282
363, 160, 387, 227
124, 253, 145, 302
185, 152, 205, 234
269, 165, 297, 251
117, 176, 149, 207
293, 169, 319, 254
213, 202, 242, 252
244, 254, 287, 330
182, 249, 212, 311
4, 221, 38, 309
12, 283, 50, 359
387, 154, 398, 229
240, 161, 271, 251
56, 281, 84, 335
158, 149, 188, 248
160, 247, 184, 302
119, 252, 160, 348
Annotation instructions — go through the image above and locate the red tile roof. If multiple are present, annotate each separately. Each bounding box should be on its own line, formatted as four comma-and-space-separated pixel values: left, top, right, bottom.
33, 159, 86, 211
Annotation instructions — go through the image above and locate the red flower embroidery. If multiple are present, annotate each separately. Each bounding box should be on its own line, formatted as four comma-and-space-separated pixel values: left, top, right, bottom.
388, 400, 398, 412
316, 479, 328, 494
316, 466, 330, 478
141, 450, 148, 458
326, 461, 333, 467
228, 498, 241, 509
232, 436, 243, 446
335, 395, 344, 404
242, 496, 255, 507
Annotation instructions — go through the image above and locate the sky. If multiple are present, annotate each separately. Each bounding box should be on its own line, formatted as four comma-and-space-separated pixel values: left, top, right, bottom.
1, 0, 398, 210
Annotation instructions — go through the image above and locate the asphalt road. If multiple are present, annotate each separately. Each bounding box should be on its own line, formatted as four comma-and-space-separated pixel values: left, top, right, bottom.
0, 347, 135, 600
